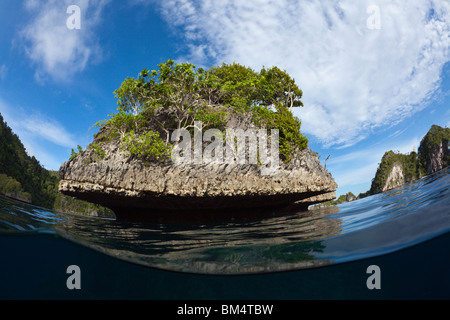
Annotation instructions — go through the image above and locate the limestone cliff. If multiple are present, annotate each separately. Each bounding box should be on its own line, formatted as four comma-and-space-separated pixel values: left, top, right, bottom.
418, 125, 450, 175
424, 139, 449, 174
370, 124, 450, 195
382, 162, 405, 192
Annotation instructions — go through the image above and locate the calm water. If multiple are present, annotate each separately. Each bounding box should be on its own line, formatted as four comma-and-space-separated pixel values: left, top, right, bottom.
1, 167, 449, 299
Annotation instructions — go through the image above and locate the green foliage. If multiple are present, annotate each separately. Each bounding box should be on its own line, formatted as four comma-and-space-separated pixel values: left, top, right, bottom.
70, 145, 84, 160
368, 125, 450, 195
357, 190, 371, 199
209, 63, 260, 109
113, 77, 146, 115
0, 113, 114, 217
194, 108, 228, 132
273, 104, 308, 162
78, 143, 107, 165
98, 111, 141, 140
252, 103, 308, 162
121, 130, 172, 162
0, 113, 58, 208
113, 59, 221, 130
318, 192, 356, 207
210, 63, 303, 110
90, 143, 106, 161
70, 149, 77, 160
0, 173, 32, 202
92, 59, 308, 164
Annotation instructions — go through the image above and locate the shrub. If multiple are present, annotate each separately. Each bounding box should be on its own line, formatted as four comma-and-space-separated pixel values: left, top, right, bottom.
121, 130, 172, 162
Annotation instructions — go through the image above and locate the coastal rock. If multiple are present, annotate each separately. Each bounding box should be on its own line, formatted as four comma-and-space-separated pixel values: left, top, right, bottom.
58, 140, 337, 219
427, 139, 449, 174
345, 192, 356, 202
369, 125, 450, 196
382, 162, 405, 192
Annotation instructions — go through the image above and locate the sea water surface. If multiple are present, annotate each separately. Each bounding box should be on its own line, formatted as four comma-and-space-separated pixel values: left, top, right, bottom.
1, 167, 449, 299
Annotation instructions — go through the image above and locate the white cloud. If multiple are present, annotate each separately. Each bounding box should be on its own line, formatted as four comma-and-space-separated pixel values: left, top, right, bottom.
20, 0, 108, 81
158, 0, 450, 148
0, 102, 76, 149
19, 115, 77, 148
21, 141, 65, 171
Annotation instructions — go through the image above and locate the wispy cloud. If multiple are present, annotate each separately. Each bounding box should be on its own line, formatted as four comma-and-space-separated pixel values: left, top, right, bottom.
19, 115, 77, 148
0, 100, 77, 148
158, 0, 450, 148
328, 136, 422, 170
19, 0, 109, 81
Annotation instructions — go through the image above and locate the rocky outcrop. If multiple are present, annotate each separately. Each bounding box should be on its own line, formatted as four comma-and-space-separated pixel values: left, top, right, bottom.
58, 139, 337, 219
345, 192, 356, 202
418, 125, 450, 175
382, 162, 405, 192
369, 125, 449, 196
427, 139, 449, 174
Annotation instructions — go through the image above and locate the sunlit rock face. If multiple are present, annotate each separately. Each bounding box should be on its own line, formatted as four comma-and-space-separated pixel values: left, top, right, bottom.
382, 162, 405, 192
427, 139, 449, 175
59, 117, 337, 220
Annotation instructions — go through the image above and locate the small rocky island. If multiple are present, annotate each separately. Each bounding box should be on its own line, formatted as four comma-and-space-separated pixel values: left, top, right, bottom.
59, 60, 337, 220
370, 124, 450, 194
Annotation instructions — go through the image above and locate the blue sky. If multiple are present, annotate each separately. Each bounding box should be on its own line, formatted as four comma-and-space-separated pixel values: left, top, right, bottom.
0, 0, 449, 198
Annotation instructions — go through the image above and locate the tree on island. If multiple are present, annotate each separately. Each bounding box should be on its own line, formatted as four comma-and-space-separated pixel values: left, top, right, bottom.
91, 59, 309, 164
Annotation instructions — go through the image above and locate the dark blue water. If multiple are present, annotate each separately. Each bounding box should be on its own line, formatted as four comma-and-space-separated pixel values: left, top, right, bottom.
1, 168, 449, 300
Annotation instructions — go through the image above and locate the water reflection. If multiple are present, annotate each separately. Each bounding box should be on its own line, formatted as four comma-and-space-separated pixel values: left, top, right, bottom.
0, 196, 65, 234
2, 167, 449, 275
55, 205, 341, 274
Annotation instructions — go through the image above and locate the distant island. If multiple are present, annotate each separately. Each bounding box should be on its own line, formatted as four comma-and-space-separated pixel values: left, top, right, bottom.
370, 125, 450, 193
318, 124, 450, 207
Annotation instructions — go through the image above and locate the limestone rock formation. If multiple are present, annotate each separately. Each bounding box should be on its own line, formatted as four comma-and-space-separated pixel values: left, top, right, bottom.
382, 162, 405, 192
58, 139, 337, 219
370, 124, 449, 195
426, 139, 449, 174
418, 124, 450, 175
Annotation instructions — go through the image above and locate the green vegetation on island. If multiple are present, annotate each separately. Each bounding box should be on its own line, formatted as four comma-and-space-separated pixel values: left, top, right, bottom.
369, 150, 420, 194
316, 192, 358, 207
418, 124, 450, 174
0, 113, 59, 208
0, 113, 114, 217
370, 124, 450, 195
0, 173, 31, 203
316, 124, 449, 208
89, 59, 308, 164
